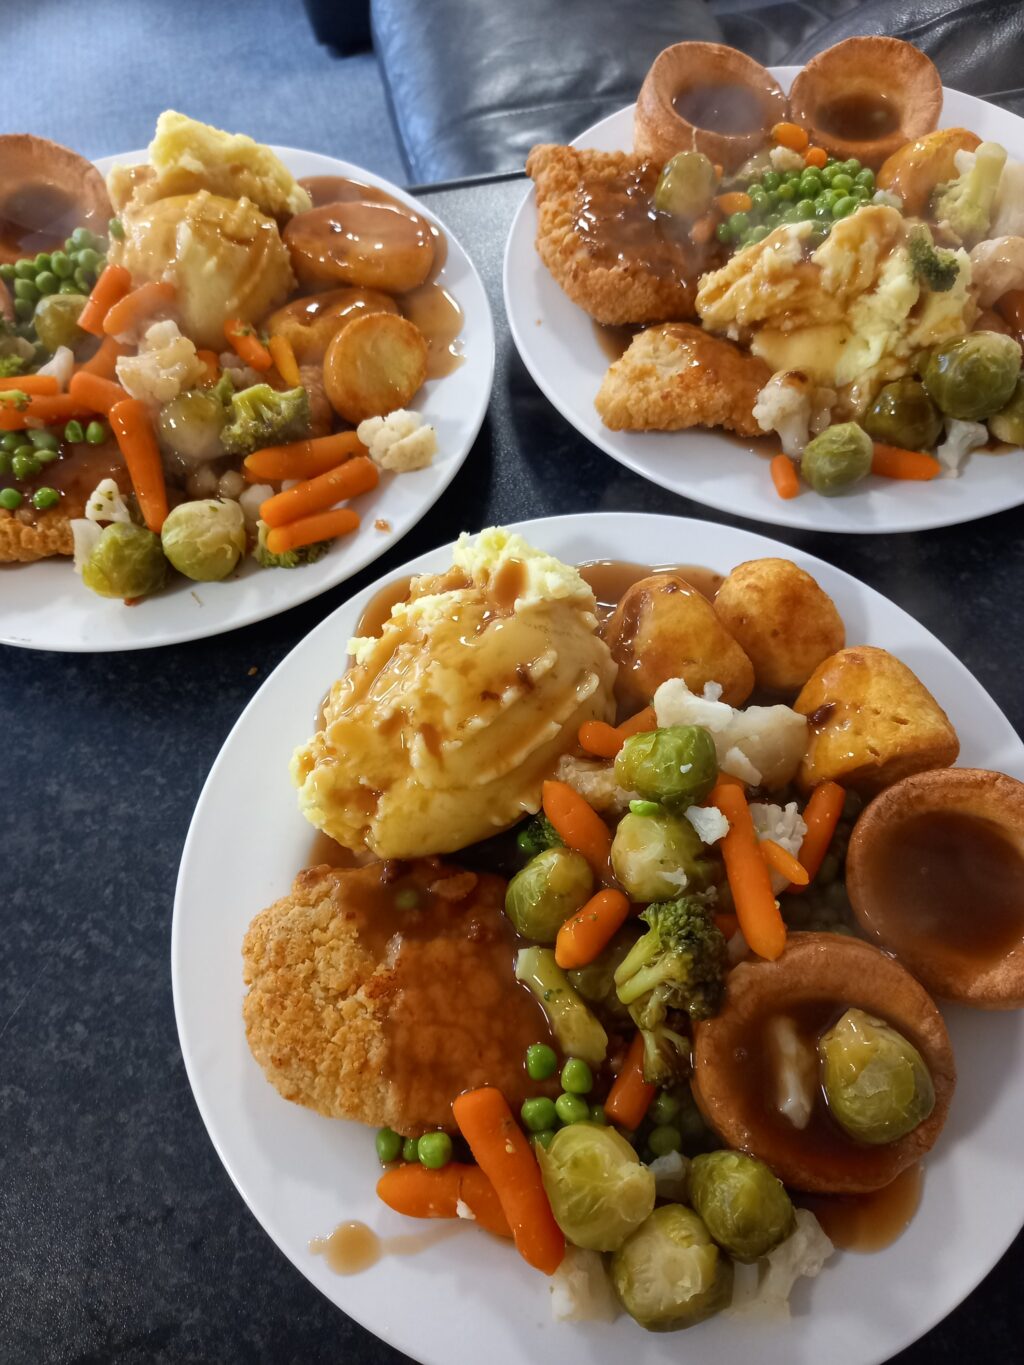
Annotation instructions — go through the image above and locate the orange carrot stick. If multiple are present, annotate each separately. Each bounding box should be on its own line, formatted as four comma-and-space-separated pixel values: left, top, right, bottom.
452, 1087, 564, 1274
771, 454, 800, 500
243, 431, 366, 482
555, 889, 631, 970
604, 1031, 656, 1130
714, 191, 752, 215
790, 781, 846, 894
804, 146, 828, 169
714, 911, 739, 941
772, 121, 809, 152
77, 264, 132, 336
760, 838, 810, 888
224, 317, 273, 372
376, 1163, 512, 1239
194, 349, 221, 385
78, 335, 130, 380
267, 333, 301, 387
68, 370, 126, 415
0, 393, 93, 430
710, 780, 787, 961
0, 375, 59, 396
108, 397, 169, 533
264, 507, 359, 555
259, 455, 379, 528
689, 212, 718, 245
541, 780, 613, 881
871, 443, 941, 481
101, 281, 176, 337
578, 705, 657, 759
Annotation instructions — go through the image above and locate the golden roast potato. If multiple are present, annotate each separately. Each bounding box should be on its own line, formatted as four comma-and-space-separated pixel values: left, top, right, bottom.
267, 288, 399, 363
794, 645, 959, 792
323, 312, 428, 424
604, 573, 754, 710
713, 558, 845, 694
285, 200, 435, 293
876, 127, 981, 216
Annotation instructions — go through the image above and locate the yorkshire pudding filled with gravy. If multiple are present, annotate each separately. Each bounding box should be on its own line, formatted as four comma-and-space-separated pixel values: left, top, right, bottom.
0, 135, 112, 266
692, 934, 955, 1193
634, 43, 787, 172
787, 38, 943, 170
847, 769, 1024, 1009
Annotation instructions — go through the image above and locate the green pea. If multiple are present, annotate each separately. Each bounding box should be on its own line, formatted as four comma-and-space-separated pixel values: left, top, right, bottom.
1, 431, 21, 452
394, 887, 420, 910
402, 1137, 419, 1162
765, 212, 783, 230
825, 156, 839, 168
795, 198, 816, 218
77, 247, 101, 273
33, 252, 52, 272
27, 429, 59, 451
814, 203, 834, 223
49, 250, 73, 280
521, 1097, 558, 1133
525, 1043, 558, 1081
748, 188, 768, 213
784, 169, 803, 183
648, 1124, 683, 1157
715, 222, 732, 245
0, 487, 22, 510
12, 442, 34, 462
588, 1105, 608, 1125
764, 187, 780, 207
761, 170, 781, 191
13, 278, 39, 304
85, 420, 108, 445
843, 158, 861, 173
832, 195, 858, 220
533, 1128, 556, 1150
855, 168, 875, 190
650, 1091, 682, 1125
58, 280, 80, 295
418, 1132, 452, 1169
73, 268, 92, 293
748, 225, 770, 243
375, 1126, 402, 1163
628, 799, 661, 817
14, 259, 36, 279
69, 227, 92, 250
11, 452, 41, 480
35, 271, 58, 296
781, 205, 803, 223
727, 211, 749, 236
776, 181, 796, 202
820, 165, 836, 185
108, 217, 125, 241
554, 1092, 590, 1125
831, 173, 854, 193
35, 447, 58, 465
0, 262, 14, 282
64, 420, 85, 444
14, 298, 34, 321
561, 1058, 594, 1095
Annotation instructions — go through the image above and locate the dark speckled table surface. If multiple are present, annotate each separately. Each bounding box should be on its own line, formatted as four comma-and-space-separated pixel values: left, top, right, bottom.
2, 175, 1022, 1364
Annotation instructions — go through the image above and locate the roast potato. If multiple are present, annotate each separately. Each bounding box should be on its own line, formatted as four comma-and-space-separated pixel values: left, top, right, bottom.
323, 312, 428, 424
876, 127, 981, 216
794, 645, 959, 792
713, 558, 845, 694
267, 288, 399, 363
285, 200, 435, 293
604, 573, 754, 710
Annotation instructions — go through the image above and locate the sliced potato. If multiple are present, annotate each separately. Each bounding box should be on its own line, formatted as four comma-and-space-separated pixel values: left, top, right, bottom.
876, 127, 981, 216
267, 288, 399, 363
323, 312, 428, 424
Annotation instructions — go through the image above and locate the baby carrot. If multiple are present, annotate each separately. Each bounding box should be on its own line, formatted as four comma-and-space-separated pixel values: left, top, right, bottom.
604, 1031, 656, 1130
68, 370, 126, 415
264, 507, 359, 556
0, 375, 59, 396
267, 333, 301, 387
0, 393, 92, 430
77, 264, 132, 335
714, 191, 752, 216
541, 779, 613, 881
243, 430, 366, 482
804, 146, 828, 169
452, 1087, 564, 1275
259, 455, 379, 528
108, 397, 168, 533
770, 454, 800, 499
78, 335, 130, 380
101, 281, 176, 337
791, 781, 846, 893
555, 889, 631, 970
224, 317, 273, 372
578, 705, 656, 760
193, 349, 221, 385
760, 838, 810, 887
772, 121, 809, 152
689, 212, 719, 245
871, 443, 941, 481
376, 1163, 512, 1239
710, 780, 787, 961
714, 911, 739, 941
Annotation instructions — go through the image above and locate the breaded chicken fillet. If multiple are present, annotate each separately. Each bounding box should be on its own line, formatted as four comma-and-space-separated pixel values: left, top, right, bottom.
595, 323, 770, 436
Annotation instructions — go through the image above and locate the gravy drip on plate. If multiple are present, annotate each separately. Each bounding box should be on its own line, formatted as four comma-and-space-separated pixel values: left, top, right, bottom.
672, 83, 766, 136
800, 1163, 923, 1252
310, 1218, 459, 1275
580, 558, 723, 623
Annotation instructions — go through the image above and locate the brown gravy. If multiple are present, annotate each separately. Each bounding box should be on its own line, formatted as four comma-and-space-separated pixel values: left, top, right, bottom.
310, 1218, 459, 1274
574, 167, 708, 281
672, 83, 766, 136
25, 438, 127, 519
0, 182, 83, 261
354, 574, 415, 639
800, 1163, 923, 1252
814, 92, 900, 142
579, 559, 723, 621
592, 321, 639, 364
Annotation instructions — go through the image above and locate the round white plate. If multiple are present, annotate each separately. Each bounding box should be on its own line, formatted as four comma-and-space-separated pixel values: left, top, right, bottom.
0, 148, 494, 651
174, 511, 1024, 1365
504, 72, 1024, 534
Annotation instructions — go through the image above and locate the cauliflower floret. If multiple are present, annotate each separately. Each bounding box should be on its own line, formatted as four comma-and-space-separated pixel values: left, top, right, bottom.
764, 1015, 816, 1130
238, 482, 273, 532
70, 519, 101, 575
116, 319, 203, 404
549, 1247, 619, 1323
554, 753, 636, 814
770, 145, 805, 174
753, 370, 837, 456
685, 804, 730, 846
84, 478, 133, 525
357, 409, 438, 472
647, 1150, 690, 1201
749, 801, 807, 856
936, 418, 988, 477
731, 1209, 834, 1319
35, 344, 74, 390
969, 236, 1024, 307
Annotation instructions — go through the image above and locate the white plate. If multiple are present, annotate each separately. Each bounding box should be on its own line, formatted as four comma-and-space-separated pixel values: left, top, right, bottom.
174, 511, 1024, 1365
0, 148, 494, 651
504, 73, 1024, 534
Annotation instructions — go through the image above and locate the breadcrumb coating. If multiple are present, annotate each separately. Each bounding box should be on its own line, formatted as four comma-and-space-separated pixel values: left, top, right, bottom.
0, 507, 73, 563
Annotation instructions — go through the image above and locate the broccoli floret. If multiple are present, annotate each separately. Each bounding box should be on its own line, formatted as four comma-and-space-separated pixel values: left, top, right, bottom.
253, 519, 329, 569
614, 893, 726, 1085
933, 140, 1007, 247
220, 382, 311, 456
516, 813, 563, 858
907, 228, 960, 292
0, 353, 26, 378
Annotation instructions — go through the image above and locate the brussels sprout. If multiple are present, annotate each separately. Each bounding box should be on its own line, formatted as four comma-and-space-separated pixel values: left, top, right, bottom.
81, 522, 167, 599
818, 1008, 935, 1145
655, 152, 716, 220
160, 499, 246, 581
988, 378, 1024, 445
568, 926, 639, 1024
33, 293, 88, 353
800, 422, 872, 496
157, 388, 229, 462
611, 810, 714, 903
505, 847, 593, 942
922, 332, 1022, 421
688, 1150, 794, 1262
537, 1124, 655, 1251
610, 1205, 733, 1331
514, 947, 608, 1067
862, 378, 943, 451
614, 726, 718, 808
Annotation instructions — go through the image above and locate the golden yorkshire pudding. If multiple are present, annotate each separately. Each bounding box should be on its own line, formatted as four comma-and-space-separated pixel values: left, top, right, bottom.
0, 135, 112, 265
284, 200, 435, 293
692, 933, 955, 1193
634, 43, 788, 173
787, 38, 943, 170
847, 769, 1024, 1009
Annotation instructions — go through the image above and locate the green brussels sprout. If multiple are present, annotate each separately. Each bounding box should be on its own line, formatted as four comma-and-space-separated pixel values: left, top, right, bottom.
988, 379, 1024, 445
514, 947, 608, 1067
614, 725, 718, 808
160, 499, 246, 581
862, 378, 943, 451
568, 926, 640, 1024
611, 810, 714, 903
655, 152, 716, 219
81, 522, 167, 599
922, 332, 1022, 420
537, 1124, 655, 1251
688, 1150, 794, 1262
800, 422, 872, 496
33, 293, 88, 352
504, 847, 593, 942
610, 1205, 733, 1331
157, 388, 229, 462
818, 1008, 935, 1145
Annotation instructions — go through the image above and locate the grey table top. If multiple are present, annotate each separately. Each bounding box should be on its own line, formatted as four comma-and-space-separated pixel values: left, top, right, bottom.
2, 174, 1022, 1364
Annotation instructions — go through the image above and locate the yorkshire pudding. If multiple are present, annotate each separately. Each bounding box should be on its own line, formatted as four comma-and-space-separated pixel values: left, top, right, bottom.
0, 135, 112, 266
692, 933, 955, 1193
847, 768, 1024, 1009
787, 38, 943, 170
634, 43, 787, 173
